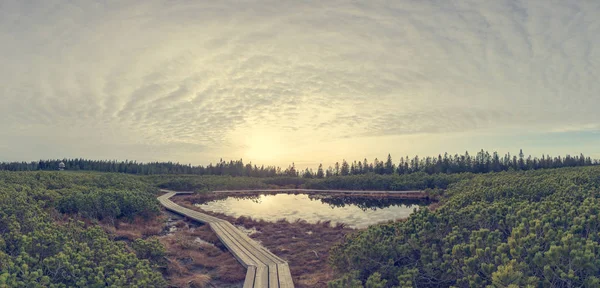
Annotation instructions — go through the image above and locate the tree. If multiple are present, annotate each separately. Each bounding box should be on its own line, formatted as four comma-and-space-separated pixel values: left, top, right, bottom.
341, 160, 350, 176
326, 166, 334, 177
316, 164, 325, 178
302, 168, 314, 178
384, 154, 394, 174
285, 163, 298, 177
373, 158, 384, 174
518, 149, 525, 170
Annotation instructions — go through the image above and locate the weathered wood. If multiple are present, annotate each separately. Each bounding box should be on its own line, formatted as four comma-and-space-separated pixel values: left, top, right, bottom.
243, 266, 257, 288
268, 263, 279, 288
255, 266, 269, 288
212, 222, 267, 269
276, 263, 294, 288
220, 221, 284, 264
158, 190, 294, 287
210, 223, 257, 268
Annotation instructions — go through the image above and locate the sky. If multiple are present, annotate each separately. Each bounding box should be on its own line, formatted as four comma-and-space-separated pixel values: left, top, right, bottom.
1, 0, 599, 169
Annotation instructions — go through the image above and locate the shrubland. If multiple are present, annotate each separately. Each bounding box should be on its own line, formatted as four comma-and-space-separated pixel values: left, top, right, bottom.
328, 166, 600, 287
0, 171, 165, 287
4, 164, 600, 288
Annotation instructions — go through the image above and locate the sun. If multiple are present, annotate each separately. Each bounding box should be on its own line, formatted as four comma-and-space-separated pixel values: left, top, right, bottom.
243, 130, 285, 163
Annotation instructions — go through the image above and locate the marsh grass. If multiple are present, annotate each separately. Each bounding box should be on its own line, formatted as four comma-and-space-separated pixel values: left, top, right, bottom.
159, 223, 246, 286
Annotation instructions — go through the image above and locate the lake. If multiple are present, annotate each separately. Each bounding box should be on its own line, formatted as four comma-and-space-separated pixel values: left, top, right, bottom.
195, 193, 428, 229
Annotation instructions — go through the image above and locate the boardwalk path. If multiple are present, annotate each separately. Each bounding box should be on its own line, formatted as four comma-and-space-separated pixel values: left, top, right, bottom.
158, 190, 294, 288
158, 189, 426, 287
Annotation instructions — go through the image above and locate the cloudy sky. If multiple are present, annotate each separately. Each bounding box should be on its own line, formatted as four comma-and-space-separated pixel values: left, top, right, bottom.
1, 0, 599, 168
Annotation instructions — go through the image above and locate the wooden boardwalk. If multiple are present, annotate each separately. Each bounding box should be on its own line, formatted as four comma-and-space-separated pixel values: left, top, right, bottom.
158, 190, 294, 288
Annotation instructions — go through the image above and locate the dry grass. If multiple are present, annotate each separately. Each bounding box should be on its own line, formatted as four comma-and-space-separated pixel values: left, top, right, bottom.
171, 274, 212, 288
98, 216, 166, 241
159, 220, 246, 287
165, 257, 189, 277
189, 274, 212, 288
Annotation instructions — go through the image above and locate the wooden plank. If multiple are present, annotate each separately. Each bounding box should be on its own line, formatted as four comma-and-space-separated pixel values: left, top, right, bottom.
255, 266, 268, 288
277, 263, 294, 288
213, 222, 270, 266
224, 222, 285, 264
210, 222, 257, 268
243, 266, 257, 288
268, 263, 279, 288
211, 224, 256, 267
218, 222, 279, 265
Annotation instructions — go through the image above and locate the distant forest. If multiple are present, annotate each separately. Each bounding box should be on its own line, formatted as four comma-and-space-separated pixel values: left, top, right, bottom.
1, 150, 598, 177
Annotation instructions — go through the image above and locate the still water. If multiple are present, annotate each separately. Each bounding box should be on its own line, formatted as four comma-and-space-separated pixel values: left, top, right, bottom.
195, 193, 428, 229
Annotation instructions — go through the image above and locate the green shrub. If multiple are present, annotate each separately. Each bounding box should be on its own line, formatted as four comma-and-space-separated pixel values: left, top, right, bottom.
0, 178, 166, 287
329, 167, 600, 287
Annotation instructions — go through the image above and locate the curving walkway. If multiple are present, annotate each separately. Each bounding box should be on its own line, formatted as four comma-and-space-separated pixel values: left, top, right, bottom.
158, 190, 294, 288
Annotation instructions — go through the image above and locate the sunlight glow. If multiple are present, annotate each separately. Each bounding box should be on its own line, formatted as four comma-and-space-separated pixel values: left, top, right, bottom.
243, 129, 286, 163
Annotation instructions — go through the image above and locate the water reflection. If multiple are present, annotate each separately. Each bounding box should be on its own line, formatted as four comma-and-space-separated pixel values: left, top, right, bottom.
195, 193, 430, 229
311, 195, 429, 211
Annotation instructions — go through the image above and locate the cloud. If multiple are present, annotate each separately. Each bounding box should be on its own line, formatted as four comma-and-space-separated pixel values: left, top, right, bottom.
0, 0, 599, 164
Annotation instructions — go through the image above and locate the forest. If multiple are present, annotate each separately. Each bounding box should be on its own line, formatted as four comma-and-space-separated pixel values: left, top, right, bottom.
328, 166, 600, 287
1, 150, 597, 178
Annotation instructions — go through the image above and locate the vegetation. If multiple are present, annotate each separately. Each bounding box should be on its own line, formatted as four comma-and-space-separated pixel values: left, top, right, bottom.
329, 166, 600, 287
1, 150, 597, 177
305, 172, 473, 191
145, 174, 271, 191
0, 171, 166, 287
0, 171, 160, 221
3, 159, 600, 287
146, 172, 473, 193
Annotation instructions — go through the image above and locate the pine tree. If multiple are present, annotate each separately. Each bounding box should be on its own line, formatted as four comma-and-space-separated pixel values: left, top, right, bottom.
341, 160, 350, 176
316, 164, 325, 178
384, 154, 394, 174
518, 149, 525, 170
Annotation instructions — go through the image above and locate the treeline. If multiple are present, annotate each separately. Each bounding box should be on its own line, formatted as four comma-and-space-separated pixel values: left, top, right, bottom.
1, 150, 598, 177
0, 159, 282, 177
305, 149, 598, 178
